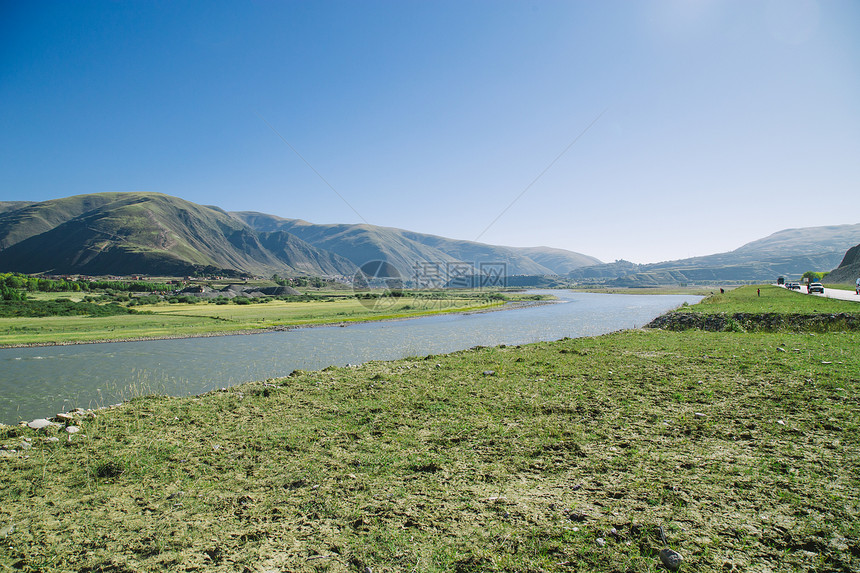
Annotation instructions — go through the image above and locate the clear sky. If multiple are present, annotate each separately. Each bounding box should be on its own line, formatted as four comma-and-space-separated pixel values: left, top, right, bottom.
2, 0, 858, 264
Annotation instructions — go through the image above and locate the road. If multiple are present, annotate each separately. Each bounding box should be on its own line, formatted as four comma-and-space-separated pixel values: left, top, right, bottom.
816, 286, 860, 302
782, 284, 860, 302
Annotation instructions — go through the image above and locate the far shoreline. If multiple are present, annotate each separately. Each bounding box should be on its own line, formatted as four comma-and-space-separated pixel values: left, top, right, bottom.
0, 298, 555, 350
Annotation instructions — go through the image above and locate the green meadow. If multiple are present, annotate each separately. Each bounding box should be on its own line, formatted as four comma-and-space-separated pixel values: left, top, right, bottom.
0, 286, 857, 572
682, 284, 860, 314
0, 293, 508, 347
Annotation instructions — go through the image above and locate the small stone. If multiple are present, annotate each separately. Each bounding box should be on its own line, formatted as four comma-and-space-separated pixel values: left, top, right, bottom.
66, 426, 80, 434
54, 413, 74, 423
27, 419, 54, 430
45, 436, 60, 442
777, 347, 786, 352
596, 537, 606, 547
777, 420, 786, 426
659, 548, 683, 571
482, 370, 495, 376
694, 412, 705, 417
19, 441, 31, 450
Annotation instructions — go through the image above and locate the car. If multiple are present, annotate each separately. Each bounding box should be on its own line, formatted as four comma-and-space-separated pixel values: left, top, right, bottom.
808, 283, 824, 294
787, 282, 801, 290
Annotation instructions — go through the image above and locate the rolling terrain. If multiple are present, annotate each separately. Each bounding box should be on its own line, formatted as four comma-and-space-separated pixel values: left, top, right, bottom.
0, 193, 599, 278
570, 224, 860, 285
0, 193, 356, 277
231, 211, 600, 278
824, 242, 860, 283
2, 192, 856, 284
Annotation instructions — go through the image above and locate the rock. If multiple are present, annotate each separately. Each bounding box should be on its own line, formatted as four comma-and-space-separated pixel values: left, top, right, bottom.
777, 347, 786, 352
596, 537, 606, 547
53, 413, 75, 423
27, 419, 55, 430
66, 426, 80, 434
659, 548, 683, 570
44, 436, 59, 443
482, 370, 495, 376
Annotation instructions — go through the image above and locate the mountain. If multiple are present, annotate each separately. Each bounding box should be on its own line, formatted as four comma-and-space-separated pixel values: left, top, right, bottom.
230, 212, 601, 278
824, 244, 860, 283
0, 192, 600, 279
0, 201, 36, 216
0, 193, 356, 276
570, 224, 860, 286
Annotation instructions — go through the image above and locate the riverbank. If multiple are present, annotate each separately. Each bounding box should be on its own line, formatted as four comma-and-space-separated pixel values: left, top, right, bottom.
0, 299, 553, 349
1, 287, 857, 572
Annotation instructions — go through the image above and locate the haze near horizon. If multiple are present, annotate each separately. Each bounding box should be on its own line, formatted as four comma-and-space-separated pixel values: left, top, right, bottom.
1, 1, 858, 264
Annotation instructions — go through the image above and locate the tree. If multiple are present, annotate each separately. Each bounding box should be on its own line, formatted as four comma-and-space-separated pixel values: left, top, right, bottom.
802, 271, 829, 283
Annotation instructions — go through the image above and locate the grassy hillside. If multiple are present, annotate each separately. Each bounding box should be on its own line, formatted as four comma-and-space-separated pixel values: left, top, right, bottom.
0, 201, 35, 216
0, 290, 857, 571
0, 194, 356, 277
515, 246, 602, 274
232, 212, 600, 277
0, 193, 124, 249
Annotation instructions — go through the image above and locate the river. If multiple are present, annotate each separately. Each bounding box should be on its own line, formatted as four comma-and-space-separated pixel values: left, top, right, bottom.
0, 290, 701, 424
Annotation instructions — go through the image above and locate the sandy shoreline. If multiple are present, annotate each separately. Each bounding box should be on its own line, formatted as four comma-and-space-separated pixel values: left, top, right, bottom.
0, 299, 554, 350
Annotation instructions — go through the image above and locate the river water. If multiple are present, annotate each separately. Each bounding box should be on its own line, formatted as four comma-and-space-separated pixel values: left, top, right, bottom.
0, 290, 700, 424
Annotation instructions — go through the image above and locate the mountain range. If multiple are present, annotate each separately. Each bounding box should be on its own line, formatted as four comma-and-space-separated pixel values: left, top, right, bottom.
0, 192, 857, 283
0, 193, 599, 278
568, 224, 860, 286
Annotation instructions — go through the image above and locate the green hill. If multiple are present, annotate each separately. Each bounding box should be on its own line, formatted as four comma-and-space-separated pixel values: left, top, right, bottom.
0, 193, 601, 280
231, 212, 600, 278
0, 193, 356, 277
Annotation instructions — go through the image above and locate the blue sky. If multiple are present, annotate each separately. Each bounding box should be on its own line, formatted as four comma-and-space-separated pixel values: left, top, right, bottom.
2, 0, 858, 264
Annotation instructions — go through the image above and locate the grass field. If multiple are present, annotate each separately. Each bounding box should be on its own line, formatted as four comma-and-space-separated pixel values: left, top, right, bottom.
0, 294, 507, 347
824, 283, 856, 292
0, 286, 857, 572
681, 284, 860, 314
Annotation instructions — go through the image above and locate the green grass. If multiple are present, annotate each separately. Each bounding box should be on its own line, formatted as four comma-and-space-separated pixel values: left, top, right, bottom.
0, 294, 509, 346
682, 284, 860, 314
824, 283, 856, 292
0, 289, 857, 571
